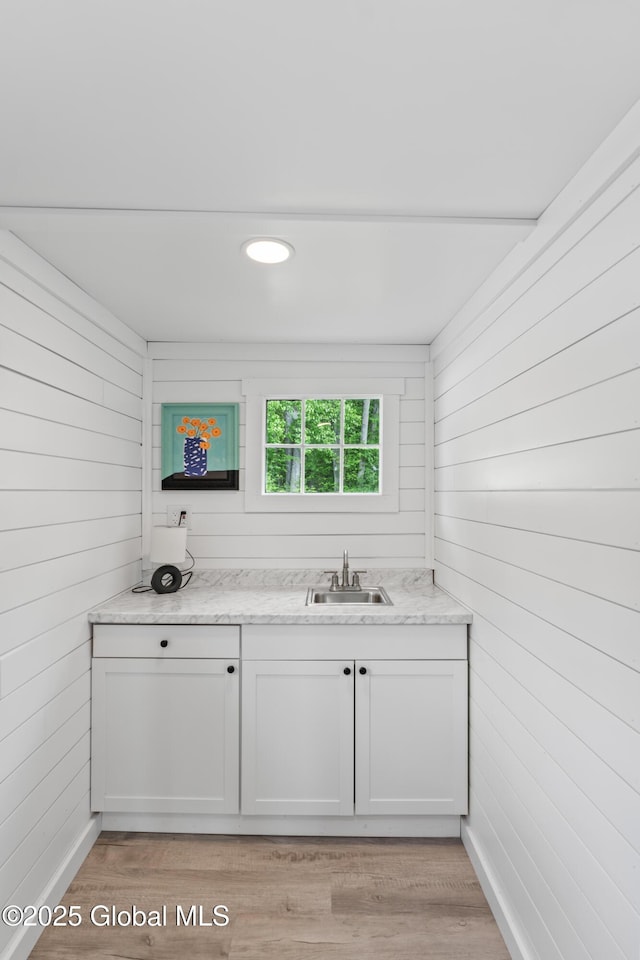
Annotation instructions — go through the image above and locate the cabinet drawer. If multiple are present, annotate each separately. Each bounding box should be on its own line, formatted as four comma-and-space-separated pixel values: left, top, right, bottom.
92, 623, 239, 658
242, 623, 467, 660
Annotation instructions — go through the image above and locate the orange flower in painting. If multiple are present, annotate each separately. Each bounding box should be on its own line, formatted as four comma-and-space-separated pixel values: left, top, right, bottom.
176, 411, 223, 449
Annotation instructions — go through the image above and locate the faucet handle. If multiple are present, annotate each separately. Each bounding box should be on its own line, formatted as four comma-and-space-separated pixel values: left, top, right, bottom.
324, 570, 339, 590
351, 570, 367, 589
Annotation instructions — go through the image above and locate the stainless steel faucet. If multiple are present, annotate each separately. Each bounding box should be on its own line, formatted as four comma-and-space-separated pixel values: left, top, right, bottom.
324, 548, 367, 591
341, 548, 350, 588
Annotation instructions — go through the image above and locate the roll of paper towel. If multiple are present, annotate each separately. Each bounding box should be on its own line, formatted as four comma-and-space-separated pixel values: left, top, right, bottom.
150, 526, 187, 563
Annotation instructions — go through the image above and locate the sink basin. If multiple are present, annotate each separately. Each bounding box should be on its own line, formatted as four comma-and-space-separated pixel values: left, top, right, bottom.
306, 587, 392, 605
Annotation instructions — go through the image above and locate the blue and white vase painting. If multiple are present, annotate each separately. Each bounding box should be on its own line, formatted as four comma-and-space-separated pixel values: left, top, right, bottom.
184, 436, 208, 477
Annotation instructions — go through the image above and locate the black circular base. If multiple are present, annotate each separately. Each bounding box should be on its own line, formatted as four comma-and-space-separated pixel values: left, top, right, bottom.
151, 564, 183, 594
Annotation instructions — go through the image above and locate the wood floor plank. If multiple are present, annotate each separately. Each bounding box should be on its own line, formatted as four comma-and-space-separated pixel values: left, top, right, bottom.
28, 833, 510, 959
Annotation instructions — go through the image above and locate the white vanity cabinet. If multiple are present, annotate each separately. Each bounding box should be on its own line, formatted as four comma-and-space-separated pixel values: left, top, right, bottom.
241, 624, 468, 818
355, 659, 468, 815
91, 624, 240, 815
241, 659, 355, 815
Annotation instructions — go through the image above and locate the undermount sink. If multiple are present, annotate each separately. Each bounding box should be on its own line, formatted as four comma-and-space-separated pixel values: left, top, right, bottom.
306, 586, 392, 606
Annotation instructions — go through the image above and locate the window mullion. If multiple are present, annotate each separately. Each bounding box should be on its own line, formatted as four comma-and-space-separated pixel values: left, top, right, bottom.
338, 398, 344, 494
300, 399, 306, 493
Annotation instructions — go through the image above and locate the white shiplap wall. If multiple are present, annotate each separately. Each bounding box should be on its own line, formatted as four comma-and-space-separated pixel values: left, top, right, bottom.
150, 342, 428, 568
0, 233, 145, 960
431, 127, 640, 958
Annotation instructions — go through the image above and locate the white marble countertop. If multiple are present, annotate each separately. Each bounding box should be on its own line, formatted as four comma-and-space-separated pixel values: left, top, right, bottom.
89, 569, 472, 625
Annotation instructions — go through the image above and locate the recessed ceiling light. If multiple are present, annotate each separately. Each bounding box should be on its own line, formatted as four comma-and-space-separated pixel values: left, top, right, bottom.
243, 238, 294, 264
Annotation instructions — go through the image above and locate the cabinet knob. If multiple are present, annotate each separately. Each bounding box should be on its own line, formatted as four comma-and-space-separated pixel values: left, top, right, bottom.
359, 666, 367, 675
160, 639, 169, 648
343, 666, 351, 675
227, 665, 236, 674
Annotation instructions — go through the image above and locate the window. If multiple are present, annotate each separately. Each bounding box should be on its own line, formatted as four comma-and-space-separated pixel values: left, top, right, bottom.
265, 397, 381, 494
243, 377, 404, 513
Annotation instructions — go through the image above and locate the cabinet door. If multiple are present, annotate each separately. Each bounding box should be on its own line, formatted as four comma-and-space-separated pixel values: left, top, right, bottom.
242, 660, 354, 816
91, 658, 239, 814
355, 660, 468, 815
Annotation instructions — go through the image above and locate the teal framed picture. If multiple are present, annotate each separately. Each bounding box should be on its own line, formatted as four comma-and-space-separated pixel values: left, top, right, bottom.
161, 403, 239, 490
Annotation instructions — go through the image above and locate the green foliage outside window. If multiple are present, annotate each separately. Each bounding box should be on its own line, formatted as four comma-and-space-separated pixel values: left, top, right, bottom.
265, 398, 380, 494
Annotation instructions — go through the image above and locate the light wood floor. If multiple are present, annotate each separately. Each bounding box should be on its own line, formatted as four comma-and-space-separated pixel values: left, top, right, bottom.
29, 832, 510, 959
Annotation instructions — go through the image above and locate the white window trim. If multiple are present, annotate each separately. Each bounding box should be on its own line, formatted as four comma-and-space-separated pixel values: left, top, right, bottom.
242, 378, 404, 513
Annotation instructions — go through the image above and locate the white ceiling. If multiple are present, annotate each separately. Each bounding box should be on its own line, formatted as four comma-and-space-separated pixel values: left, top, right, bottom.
1, 1, 639, 344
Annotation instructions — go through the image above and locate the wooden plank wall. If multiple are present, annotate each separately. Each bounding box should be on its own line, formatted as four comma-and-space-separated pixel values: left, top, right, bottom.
0, 233, 145, 958
150, 343, 428, 568
430, 151, 640, 958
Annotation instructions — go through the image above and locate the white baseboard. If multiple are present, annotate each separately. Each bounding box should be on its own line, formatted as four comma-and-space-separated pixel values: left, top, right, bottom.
461, 820, 530, 960
6, 814, 102, 960
101, 811, 461, 837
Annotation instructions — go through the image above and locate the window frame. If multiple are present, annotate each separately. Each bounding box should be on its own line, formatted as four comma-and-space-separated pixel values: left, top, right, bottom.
265, 396, 382, 495
243, 377, 404, 513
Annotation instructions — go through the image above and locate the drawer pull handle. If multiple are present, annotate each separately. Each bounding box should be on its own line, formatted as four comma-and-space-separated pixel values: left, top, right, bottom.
343, 666, 351, 676
359, 666, 367, 675
227, 665, 236, 674
160, 639, 169, 648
